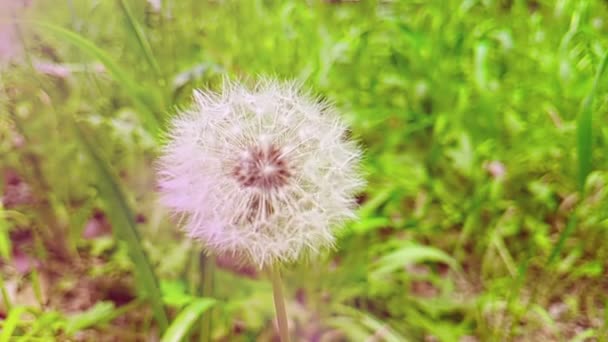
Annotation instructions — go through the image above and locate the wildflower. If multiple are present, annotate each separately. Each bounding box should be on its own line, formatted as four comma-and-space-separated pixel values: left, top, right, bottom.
157, 80, 364, 268
485, 160, 506, 180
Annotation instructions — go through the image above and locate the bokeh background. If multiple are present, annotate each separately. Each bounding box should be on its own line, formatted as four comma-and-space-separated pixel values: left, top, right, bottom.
1, 0, 608, 341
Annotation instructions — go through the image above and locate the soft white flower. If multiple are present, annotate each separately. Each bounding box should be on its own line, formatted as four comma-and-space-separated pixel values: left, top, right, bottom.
157, 80, 364, 268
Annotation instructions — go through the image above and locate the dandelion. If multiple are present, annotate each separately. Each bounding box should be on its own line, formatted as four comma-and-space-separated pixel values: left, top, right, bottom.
157, 79, 364, 341
158, 79, 363, 267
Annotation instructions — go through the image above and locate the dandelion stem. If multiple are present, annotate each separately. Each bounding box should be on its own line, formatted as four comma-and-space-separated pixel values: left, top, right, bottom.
199, 253, 215, 342
269, 265, 290, 342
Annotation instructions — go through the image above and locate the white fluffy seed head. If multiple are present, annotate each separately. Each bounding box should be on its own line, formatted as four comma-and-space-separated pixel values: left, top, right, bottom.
157, 79, 365, 269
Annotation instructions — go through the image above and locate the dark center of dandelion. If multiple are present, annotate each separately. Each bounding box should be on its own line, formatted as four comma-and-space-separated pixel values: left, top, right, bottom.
232, 143, 291, 190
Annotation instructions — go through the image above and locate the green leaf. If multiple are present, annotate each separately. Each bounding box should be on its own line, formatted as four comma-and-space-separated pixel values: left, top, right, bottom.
161, 280, 196, 307
331, 305, 408, 342
349, 217, 392, 236
358, 187, 394, 218
65, 301, 116, 335
571, 329, 597, 342
325, 316, 373, 341
16, 310, 65, 341
577, 51, 608, 192
372, 244, 459, 278
161, 299, 216, 342
357, 311, 407, 342
0, 306, 26, 342
446, 133, 474, 176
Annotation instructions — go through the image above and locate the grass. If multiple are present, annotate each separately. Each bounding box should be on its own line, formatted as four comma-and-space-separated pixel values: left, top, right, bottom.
1, 0, 608, 340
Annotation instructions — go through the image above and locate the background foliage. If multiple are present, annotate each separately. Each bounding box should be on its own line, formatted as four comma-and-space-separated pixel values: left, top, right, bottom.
1, 0, 608, 340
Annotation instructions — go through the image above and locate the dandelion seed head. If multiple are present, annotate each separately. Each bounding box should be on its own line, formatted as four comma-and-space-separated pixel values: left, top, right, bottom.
157, 79, 364, 268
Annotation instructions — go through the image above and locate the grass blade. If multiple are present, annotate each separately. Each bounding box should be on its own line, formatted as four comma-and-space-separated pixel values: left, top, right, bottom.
577, 51, 608, 192
65, 301, 116, 335
371, 244, 460, 279
332, 305, 408, 342
16, 310, 64, 341
0, 203, 11, 260
31, 21, 162, 135
73, 121, 169, 332
161, 299, 216, 342
0, 307, 26, 342
577, 95, 593, 192
117, 0, 163, 78
547, 213, 577, 266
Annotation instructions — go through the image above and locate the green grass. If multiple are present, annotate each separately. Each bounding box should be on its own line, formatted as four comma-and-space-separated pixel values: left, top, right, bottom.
1, 0, 608, 340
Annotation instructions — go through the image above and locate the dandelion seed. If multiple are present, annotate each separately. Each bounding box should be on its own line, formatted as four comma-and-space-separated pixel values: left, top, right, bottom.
157, 79, 364, 269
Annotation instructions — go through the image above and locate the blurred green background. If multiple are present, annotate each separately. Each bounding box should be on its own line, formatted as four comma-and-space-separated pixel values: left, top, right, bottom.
1, 0, 608, 340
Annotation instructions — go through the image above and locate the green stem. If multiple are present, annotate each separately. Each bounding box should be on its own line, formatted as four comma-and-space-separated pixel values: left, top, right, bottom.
0, 274, 11, 312
199, 253, 215, 342
269, 265, 290, 342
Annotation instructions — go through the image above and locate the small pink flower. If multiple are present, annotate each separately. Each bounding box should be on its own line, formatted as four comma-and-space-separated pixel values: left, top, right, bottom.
157, 80, 364, 268
486, 160, 506, 179
35, 62, 71, 78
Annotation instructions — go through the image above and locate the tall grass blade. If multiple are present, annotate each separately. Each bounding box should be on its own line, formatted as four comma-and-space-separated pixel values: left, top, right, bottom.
31, 21, 162, 135
0, 203, 11, 260
576, 51, 608, 192
547, 214, 577, 266
117, 0, 163, 78
73, 121, 169, 331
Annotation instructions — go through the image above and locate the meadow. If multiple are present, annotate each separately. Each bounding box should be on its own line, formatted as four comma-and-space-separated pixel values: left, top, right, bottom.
1, 0, 608, 341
